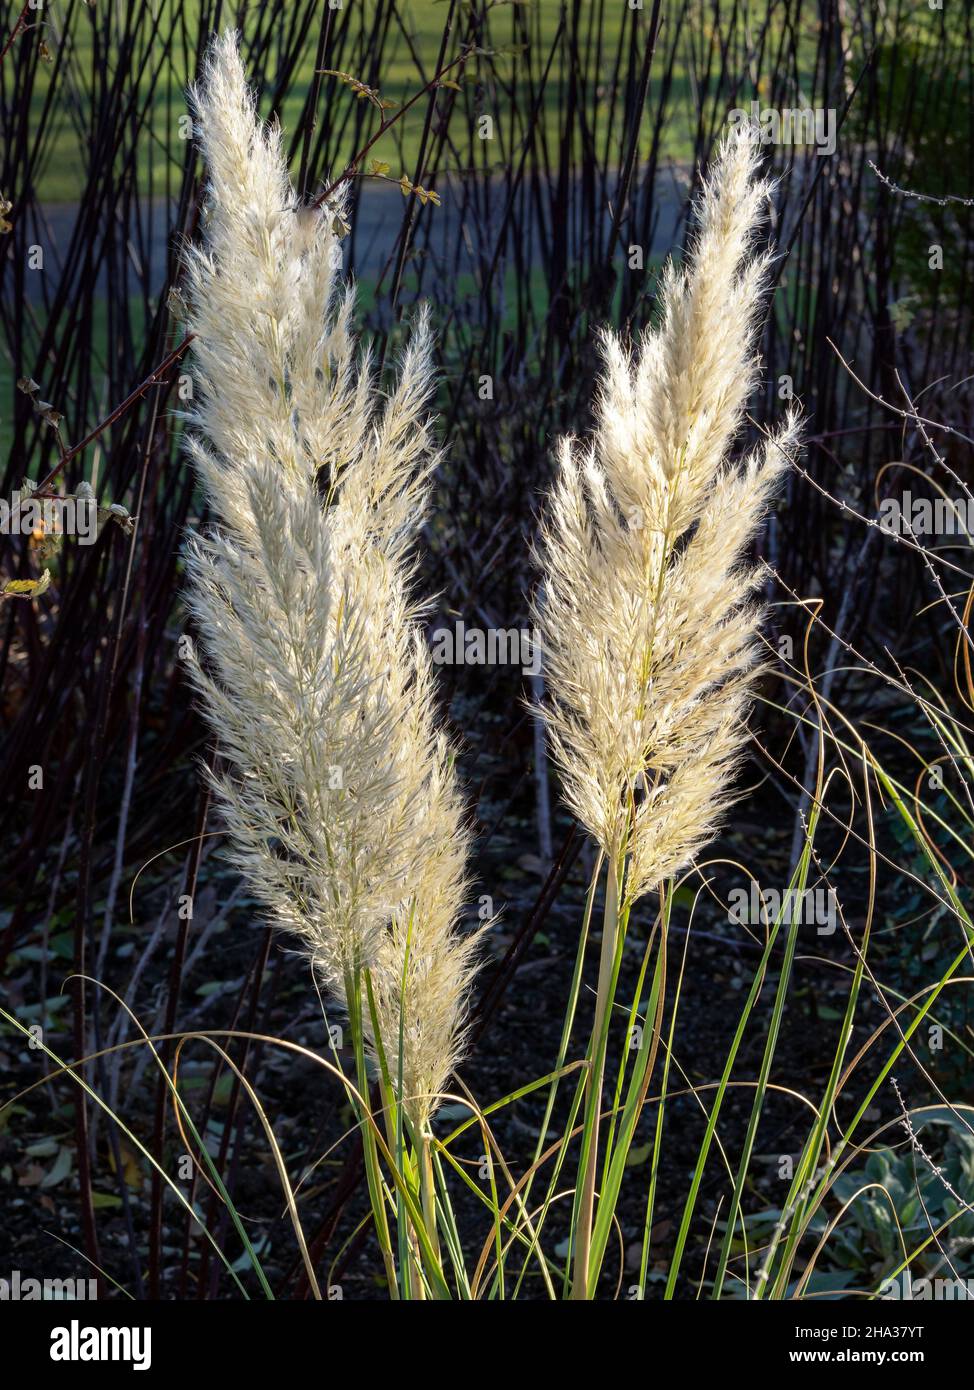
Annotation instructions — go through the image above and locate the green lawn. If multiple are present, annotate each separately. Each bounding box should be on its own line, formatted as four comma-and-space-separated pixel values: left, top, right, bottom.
29, 0, 701, 203
20, 0, 953, 203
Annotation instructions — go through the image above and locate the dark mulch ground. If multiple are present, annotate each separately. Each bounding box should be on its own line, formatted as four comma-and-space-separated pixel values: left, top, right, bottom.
0, 672, 945, 1299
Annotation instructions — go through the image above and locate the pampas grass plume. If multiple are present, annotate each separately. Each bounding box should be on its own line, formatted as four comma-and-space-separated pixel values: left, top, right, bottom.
535, 125, 801, 907
181, 32, 480, 1129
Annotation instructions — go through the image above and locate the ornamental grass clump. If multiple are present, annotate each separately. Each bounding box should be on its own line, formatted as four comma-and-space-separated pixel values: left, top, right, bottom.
181, 29, 480, 1204
534, 125, 802, 1297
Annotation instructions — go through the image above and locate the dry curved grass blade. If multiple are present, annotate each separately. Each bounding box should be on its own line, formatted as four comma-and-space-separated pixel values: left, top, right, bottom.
170, 1034, 322, 1299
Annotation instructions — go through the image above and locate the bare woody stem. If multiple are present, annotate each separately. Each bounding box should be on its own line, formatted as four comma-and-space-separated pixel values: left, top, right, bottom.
0, 4, 29, 64
313, 46, 474, 206
33, 332, 195, 497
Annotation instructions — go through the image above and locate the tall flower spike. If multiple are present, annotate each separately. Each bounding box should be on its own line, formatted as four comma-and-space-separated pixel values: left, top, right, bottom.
182, 31, 480, 1129
535, 126, 801, 908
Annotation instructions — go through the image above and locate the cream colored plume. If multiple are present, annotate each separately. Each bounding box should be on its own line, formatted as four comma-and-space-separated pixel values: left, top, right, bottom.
181, 31, 479, 1127
535, 126, 800, 906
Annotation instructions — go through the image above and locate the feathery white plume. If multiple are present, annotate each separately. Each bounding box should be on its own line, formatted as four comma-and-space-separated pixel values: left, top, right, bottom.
535, 126, 801, 907
182, 31, 479, 1127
